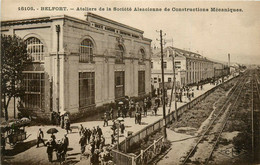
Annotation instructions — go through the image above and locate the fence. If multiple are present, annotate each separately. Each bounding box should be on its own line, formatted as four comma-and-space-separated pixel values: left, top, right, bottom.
111, 75, 238, 165
134, 136, 164, 165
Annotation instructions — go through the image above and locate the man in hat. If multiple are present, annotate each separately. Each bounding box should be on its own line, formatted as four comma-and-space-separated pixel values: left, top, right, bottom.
36, 128, 45, 148
62, 134, 69, 156
97, 126, 103, 137
46, 138, 55, 162
79, 135, 86, 155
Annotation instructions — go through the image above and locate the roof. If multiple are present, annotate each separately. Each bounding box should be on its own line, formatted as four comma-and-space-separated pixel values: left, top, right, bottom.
1, 17, 51, 26
86, 12, 144, 34
152, 46, 210, 62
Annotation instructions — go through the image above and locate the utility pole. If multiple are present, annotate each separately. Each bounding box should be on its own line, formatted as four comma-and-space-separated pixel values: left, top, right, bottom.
56, 25, 60, 113
159, 30, 167, 139
172, 53, 178, 121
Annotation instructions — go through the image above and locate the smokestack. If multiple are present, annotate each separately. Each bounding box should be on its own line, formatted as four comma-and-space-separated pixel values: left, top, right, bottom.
228, 53, 230, 67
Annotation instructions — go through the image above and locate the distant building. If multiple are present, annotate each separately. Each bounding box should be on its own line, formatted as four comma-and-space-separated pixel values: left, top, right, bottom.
1, 13, 152, 117
151, 46, 227, 89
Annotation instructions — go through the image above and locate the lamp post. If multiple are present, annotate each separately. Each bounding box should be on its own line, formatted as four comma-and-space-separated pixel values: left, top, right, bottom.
56, 25, 60, 113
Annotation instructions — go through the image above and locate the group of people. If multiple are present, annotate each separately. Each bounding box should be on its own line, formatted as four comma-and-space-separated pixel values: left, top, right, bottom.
78, 125, 113, 164
36, 128, 69, 163
51, 112, 72, 134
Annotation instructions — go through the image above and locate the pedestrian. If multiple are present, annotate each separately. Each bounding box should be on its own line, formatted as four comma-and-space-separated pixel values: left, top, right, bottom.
180, 91, 183, 102
56, 140, 64, 162
120, 123, 125, 134
153, 106, 158, 116
90, 139, 96, 154
36, 128, 45, 148
143, 102, 147, 117
155, 97, 160, 107
117, 106, 121, 118
65, 119, 72, 134
191, 89, 194, 98
165, 96, 169, 106
79, 135, 86, 155
103, 113, 108, 127
111, 120, 116, 135
138, 112, 142, 125
57, 112, 61, 126
92, 126, 97, 136
62, 134, 69, 156
129, 101, 135, 118
109, 107, 114, 120
111, 134, 116, 144
46, 138, 55, 162
135, 112, 138, 124
100, 135, 105, 149
60, 115, 64, 129
79, 124, 84, 136
97, 126, 103, 137
86, 128, 92, 144
51, 111, 55, 125
90, 149, 100, 165
95, 135, 101, 149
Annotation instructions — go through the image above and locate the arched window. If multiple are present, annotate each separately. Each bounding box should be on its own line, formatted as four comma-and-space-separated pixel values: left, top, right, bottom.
80, 39, 94, 63
139, 49, 145, 63
115, 45, 124, 63
25, 37, 44, 62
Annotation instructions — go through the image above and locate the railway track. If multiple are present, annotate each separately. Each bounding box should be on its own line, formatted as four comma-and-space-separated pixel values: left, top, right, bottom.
182, 73, 249, 165
252, 71, 260, 163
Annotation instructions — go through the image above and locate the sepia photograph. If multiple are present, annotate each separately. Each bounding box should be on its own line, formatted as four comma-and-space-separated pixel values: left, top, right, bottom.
1, 0, 260, 164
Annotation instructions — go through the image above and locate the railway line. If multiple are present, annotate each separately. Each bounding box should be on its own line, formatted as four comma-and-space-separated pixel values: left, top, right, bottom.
182, 72, 249, 164
252, 71, 260, 163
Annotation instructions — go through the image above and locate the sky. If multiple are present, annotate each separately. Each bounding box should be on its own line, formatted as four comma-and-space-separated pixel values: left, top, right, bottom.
1, 0, 260, 65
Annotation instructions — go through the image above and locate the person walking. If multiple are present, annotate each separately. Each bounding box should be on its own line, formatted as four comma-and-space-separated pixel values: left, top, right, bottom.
103, 113, 108, 127
65, 119, 72, 134
120, 123, 125, 134
153, 106, 158, 116
97, 126, 103, 137
109, 107, 114, 120
57, 112, 61, 126
36, 128, 45, 148
79, 135, 86, 155
79, 124, 84, 136
60, 115, 64, 129
62, 134, 69, 156
46, 138, 56, 162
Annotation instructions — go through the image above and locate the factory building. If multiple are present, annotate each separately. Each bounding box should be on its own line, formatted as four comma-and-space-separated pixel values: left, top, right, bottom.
1, 13, 152, 117
151, 46, 227, 89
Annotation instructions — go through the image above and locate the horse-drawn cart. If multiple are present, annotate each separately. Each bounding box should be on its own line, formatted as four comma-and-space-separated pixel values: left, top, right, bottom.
1, 118, 31, 147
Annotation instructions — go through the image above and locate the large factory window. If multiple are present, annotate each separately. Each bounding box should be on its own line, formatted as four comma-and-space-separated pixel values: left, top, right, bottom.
115, 71, 125, 99
138, 71, 145, 94
115, 45, 124, 63
80, 39, 94, 63
25, 37, 44, 62
139, 49, 145, 63
22, 73, 45, 111
79, 72, 95, 108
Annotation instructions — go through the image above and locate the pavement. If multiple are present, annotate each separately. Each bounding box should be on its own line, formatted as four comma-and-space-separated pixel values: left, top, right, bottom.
2, 78, 229, 165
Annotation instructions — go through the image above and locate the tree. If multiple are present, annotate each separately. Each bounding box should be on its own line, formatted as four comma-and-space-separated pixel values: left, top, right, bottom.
1, 34, 32, 121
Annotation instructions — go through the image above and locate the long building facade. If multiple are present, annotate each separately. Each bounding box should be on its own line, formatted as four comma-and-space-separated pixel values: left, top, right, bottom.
151, 46, 227, 89
1, 13, 152, 117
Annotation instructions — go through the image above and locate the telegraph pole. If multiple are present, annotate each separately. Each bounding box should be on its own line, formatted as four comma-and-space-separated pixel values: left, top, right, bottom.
159, 30, 167, 139
172, 53, 178, 121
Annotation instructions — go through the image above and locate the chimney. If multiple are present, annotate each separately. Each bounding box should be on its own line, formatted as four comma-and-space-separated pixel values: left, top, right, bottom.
228, 53, 230, 67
